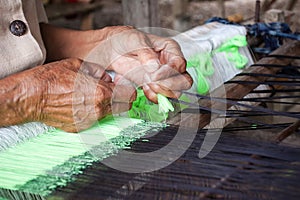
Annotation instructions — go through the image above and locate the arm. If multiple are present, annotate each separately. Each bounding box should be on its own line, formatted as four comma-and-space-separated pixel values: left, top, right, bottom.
40, 23, 101, 62
40, 23, 193, 103
0, 72, 38, 127
0, 58, 136, 132
40, 23, 130, 65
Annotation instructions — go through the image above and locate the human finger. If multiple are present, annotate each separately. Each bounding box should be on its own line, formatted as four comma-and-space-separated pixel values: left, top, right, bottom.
149, 35, 186, 73
110, 28, 160, 73
112, 102, 133, 114
150, 64, 181, 81
58, 58, 83, 72
123, 30, 160, 73
133, 48, 160, 73
147, 83, 182, 99
109, 56, 141, 76
114, 74, 132, 85
152, 72, 193, 91
109, 79, 136, 114
149, 34, 184, 58
165, 54, 187, 74
143, 84, 158, 104
81, 61, 112, 82
118, 65, 150, 87
109, 83, 137, 104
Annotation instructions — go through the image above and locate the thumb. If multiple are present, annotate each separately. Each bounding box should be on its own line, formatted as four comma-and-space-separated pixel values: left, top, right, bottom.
109, 82, 137, 104
109, 82, 137, 114
81, 61, 112, 82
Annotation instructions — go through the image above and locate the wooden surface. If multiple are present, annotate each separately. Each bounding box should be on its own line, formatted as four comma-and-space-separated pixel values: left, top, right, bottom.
122, 0, 160, 27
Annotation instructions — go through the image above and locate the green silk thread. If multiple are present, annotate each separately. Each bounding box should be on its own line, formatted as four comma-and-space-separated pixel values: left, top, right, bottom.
187, 53, 213, 95
128, 89, 174, 122
187, 35, 249, 95
215, 35, 248, 69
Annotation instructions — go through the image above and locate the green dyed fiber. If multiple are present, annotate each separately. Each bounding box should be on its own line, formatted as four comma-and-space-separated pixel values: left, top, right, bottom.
0, 116, 164, 198
187, 53, 212, 95
157, 94, 175, 114
215, 35, 248, 69
128, 89, 174, 122
186, 35, 248, 95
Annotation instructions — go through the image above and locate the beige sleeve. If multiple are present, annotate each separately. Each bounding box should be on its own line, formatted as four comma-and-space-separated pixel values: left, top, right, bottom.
35, 0, 48, 23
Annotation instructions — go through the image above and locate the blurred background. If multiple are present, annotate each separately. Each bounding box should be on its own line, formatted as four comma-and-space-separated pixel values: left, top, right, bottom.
42, 0, 299, 32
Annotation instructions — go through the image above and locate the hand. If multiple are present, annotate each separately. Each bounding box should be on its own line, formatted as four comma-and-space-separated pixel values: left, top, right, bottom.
86, 26, 193, 103
143, 33, 193, 103
7, 58, 136, 132
40, 24, 192, 103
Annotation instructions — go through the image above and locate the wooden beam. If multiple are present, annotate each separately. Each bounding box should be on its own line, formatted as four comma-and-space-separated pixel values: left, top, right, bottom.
275, 120, 300, 143
122, 0, 160, 28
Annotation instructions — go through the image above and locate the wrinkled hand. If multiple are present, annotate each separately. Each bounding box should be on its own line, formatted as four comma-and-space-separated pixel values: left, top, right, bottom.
87, 26, 193, 103
20, 58, 136, 132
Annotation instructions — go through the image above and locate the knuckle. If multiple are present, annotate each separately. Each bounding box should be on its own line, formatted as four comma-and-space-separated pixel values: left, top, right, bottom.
178, 57, 187, 70
170, 56, 186, 72
165, 38, 177, 44
149, 82, 162, 93
130, 89, 137, 102
68, 57, 82, 66
167, 38, 181, 50
151, 71, 162, 81
185, 73, 193, 88
175, 92, 182, 99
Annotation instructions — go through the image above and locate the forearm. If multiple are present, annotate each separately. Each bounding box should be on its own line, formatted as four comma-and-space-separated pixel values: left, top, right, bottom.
0, 71, 41, 126
40, 23, 132, 65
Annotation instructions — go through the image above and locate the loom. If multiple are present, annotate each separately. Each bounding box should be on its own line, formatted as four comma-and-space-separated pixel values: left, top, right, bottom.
1, 20, 300, 199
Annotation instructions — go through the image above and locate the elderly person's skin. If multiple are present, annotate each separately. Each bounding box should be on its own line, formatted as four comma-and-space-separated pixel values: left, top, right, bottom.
0, 58, 135, 133
40, 24, 192, 103
0, 25, 192, 132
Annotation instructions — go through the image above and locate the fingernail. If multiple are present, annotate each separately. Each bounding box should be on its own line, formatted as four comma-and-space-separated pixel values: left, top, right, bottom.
145, 60, 160, 73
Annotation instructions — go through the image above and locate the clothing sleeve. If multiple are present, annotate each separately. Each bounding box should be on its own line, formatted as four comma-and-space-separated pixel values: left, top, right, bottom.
35, 0, 48, 23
